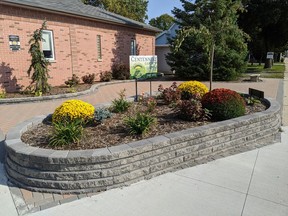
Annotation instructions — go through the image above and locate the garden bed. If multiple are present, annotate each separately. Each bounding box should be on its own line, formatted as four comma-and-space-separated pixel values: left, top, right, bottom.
4, 82, 282, 194
21, 99, 267, 150
3, 83, 94, 98
4, 97, 281, 194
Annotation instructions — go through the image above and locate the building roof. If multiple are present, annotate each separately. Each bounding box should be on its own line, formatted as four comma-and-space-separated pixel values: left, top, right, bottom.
156, 23, 179, 46
1, 0, 161, 32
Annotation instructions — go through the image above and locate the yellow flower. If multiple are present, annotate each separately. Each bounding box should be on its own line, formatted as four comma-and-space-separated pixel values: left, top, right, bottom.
178, 81, 208, 97
52, 99, 95, 123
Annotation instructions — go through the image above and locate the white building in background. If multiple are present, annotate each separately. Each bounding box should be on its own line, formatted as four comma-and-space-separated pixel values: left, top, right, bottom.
155, 23, 179, 74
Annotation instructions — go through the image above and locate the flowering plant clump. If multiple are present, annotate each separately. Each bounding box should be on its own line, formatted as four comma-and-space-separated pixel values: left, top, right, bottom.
201, 88, 246, 121
158, 82, 181, 105
52, 99, 95, 123
178, 81, 208, 99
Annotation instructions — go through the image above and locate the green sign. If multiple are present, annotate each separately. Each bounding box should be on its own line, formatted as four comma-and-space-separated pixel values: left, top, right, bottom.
130, 56, 157, 79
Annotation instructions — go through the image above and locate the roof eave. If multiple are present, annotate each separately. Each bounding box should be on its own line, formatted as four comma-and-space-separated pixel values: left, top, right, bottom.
0, 1, 161, 33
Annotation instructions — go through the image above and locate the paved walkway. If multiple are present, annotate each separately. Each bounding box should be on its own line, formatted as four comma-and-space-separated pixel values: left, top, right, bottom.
0, 78, 281, 133
0, 73, 285, 215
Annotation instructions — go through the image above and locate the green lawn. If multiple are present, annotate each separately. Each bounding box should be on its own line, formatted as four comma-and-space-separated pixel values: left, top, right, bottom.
244, 63, 285, 79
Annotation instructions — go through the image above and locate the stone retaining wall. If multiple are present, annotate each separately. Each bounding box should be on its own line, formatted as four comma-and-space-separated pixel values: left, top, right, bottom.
4, 98, 281, 194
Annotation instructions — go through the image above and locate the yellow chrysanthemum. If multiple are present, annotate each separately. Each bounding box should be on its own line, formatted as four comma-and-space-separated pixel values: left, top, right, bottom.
52, 99, 95, 123
178, 81, 208, 97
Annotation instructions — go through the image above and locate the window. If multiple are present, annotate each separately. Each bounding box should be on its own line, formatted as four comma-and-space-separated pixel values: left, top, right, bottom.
42, 30, 55, 60
131, 39, 136, 55
97, 35, 102, 60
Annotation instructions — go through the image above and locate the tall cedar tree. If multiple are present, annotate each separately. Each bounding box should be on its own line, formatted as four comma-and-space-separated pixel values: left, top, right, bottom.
83, 0, 148, 23
167, 0, 248, 81
27, 21, 50, 94
238, 0, 288, 63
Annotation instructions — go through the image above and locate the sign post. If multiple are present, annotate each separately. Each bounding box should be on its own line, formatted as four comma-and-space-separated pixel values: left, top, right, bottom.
130, 56, 158, 101
264, 52, 274, 69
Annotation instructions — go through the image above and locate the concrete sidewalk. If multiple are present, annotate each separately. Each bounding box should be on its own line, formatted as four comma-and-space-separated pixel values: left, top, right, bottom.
28, 128, 288, 216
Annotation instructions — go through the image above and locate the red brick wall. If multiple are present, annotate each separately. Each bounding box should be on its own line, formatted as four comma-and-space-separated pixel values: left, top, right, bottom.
0, 4, 155, 92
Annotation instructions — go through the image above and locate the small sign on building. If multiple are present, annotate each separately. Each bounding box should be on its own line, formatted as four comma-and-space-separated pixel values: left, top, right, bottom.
130, 55, 157, 79
9, 35, 20, 51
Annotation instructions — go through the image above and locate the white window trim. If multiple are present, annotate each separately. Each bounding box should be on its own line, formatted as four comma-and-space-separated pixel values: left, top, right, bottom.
42, 30, 55, 61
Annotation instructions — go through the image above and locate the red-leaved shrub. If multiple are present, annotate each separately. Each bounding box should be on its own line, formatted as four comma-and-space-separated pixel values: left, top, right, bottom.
201, 88, 246, 120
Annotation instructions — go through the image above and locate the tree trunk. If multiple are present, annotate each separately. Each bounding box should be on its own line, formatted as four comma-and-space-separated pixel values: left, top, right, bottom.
264, 58, 272, 69
209, 42, 215, 91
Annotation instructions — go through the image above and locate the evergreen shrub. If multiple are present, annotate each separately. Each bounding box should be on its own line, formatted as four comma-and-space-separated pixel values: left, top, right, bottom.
94, 107, 112, 123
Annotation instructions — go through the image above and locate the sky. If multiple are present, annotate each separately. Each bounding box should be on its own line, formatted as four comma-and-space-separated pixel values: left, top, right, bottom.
147, 0, 183, 20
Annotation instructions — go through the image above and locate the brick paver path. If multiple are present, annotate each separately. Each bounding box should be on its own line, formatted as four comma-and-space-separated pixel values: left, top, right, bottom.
0, 79, 281, 133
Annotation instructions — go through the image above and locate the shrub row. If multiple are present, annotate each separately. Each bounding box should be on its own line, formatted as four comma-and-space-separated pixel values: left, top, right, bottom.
63, 63, 130, 87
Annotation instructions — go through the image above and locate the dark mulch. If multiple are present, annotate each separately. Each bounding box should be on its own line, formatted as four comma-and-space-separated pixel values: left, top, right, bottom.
21, 99, 267, 150
3, 83, 97, 98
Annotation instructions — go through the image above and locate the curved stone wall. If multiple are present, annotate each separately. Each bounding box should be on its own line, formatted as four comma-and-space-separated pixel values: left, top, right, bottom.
5, 98, 281, 194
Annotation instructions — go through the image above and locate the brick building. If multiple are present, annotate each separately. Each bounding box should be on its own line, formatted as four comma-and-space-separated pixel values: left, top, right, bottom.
0, 0, 160, 92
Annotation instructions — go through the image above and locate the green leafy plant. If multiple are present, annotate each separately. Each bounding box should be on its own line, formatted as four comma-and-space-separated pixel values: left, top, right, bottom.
68, 87, 77, 93
111, 89, 131, 113
82, 73, 95, 84
94, 107, 112, 123
49, 119, 83, 146
124, 112, 156, 135
27, 21, 51, 94
0, 90, 6, 98
112, 63, 130, 80
34, 90, 42, 97
143, 97, 157, 113
202, 88, 246, 121
65, 74, 80, 87
242, 95, 261, 106
100, 71, 112, 82
158, 82, 181, 105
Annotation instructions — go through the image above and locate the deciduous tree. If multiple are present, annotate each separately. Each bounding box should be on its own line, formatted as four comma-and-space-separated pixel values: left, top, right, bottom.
149, 14, 174, 31
238, 0, 288, 64
82, 0, 148, 23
